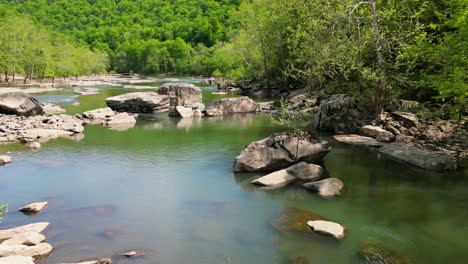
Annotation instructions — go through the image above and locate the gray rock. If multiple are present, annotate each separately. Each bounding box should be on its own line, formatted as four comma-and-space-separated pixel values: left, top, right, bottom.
157, 83, 202, 108
206, 97, 261, 116
360, 125, 394, 142
0, 222, 49, 241
169, 106, 194, 118
233, 132, 331, 172
74, 87, 100, 95
251, 170, 296, 188
19, 202, 48, 214
106, 92, 171, 113
303, 178, 343, 198
82, 108, 115, 120
286, 162, 323, 181
58, 258, 112, 264
1, 232, 45, 246
0, 256, 35, 264
105, 113, 136, 126
391, 111, 419, 128
0, 92, 43, 116
378, 142, 457, 171
313, 94, 372, 133
306, 220, 345, 240
0, 243, 53, 260
333, 134, 385, 147
27, 142, 41, 149
42, 103, 66, 115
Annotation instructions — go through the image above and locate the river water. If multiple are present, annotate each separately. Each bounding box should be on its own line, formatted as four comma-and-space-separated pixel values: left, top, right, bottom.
0, 77, 467, 263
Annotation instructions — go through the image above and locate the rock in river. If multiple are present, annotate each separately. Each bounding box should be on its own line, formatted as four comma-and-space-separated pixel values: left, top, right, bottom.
333, 134, 385, 147
82, 107, 116, 120
234, 132, 331, 172
270, 207, 327, 233
360, 125, 394, 142
0, 243, 53, 260
157, 83, 202, 108
358, 242, 412, 264
251, 162, 324, 188
1, 232, 45, 246
58, 258, 113, 264
106, 92, 170, 113
0, 92, 43, 116
306, 220, 345, 240
303, 178, 344, 198
205, 97, 261, 116
0, 156, 12, 166
0, 256, 35, 264
0, 222, 49, 241
19, 202, 48, 214
378, 142, 457, 171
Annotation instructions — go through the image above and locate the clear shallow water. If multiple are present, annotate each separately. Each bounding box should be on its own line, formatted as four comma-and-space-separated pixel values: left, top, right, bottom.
1, 81, 467, 264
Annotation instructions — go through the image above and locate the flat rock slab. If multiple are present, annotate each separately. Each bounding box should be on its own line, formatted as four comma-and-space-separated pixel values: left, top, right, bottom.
1, 232, 45, 246
42, 103, 66, 115
82, 108, 116, 120
379, 142, 457, 171
307, 220, 345, 240
0, 222, 49, 241
0, 256, 35, 264
303, 178, 344, 198
333, 134, 385, 147
19, 202, 48, 214
0, 243, 53, 260
252, 170, 296, 188
106, 92, 170, 113
58, 258, 112, 264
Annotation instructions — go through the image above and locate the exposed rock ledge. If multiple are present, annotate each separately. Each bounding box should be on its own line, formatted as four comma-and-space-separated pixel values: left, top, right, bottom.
0, 114, 85, 144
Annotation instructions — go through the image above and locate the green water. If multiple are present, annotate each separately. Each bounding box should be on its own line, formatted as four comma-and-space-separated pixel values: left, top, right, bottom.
0, 81, 467, 264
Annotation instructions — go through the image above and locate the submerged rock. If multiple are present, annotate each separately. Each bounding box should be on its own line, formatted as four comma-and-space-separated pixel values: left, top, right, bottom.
333, 134, 386, 147
358, 242, 411, 264
378, 142, 457, 171
270, 207, 327, 233
0, 256, 35, 264
106, 92, 171, 113
58, 258, 112, 264
0, 92, 43, 116
206, 97, 261, 116
19, 201, 48, 214
73, 87, 100, 95
303, 178, 344, 198
306, 220, 345, 240
233, 132, 331, 172
1, 232, 45, 246
157, 83, 202, 108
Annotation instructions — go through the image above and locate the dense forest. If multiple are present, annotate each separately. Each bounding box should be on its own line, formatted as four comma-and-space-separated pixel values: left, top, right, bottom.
0, 0, 466, 117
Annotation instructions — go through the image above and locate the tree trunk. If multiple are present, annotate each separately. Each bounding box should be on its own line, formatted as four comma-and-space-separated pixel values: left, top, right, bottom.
369, 0, 386, 119
30, 62, 35, 82
12, 62, 16, 83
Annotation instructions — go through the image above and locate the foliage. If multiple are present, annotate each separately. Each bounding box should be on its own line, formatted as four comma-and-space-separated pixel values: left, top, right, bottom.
270, 98, 315, 136
0, 204, 7, 223
0, 13, 108, 82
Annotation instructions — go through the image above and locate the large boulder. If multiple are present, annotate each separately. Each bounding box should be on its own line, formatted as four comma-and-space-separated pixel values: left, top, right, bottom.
206, 97, 261, 116
157, 83, 202, 107
233, 132, 331, 172
303, 178, 344, 198
379, 142, 457, 171
106, 92, 170, 113
313, 94, 373, 133
0, 92, 43, 116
